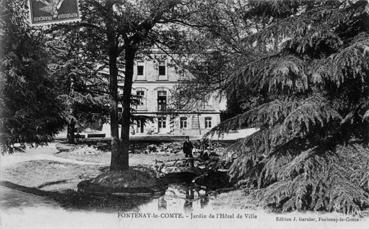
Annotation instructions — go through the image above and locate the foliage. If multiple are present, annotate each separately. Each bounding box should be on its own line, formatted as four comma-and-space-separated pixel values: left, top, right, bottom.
202, 0, 369, 214
48, 0, 199, 170
168, 0, 270, 115
48, 29, 110, 140
0, 0, 66, 152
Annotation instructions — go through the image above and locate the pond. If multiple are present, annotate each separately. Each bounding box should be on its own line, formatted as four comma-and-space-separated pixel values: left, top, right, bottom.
138, 183, 212, 212
0, 179, 235, 214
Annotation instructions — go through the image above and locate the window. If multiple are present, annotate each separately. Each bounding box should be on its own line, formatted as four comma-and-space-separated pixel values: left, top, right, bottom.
137, 90, 144, 102
205, 117, 212, 129
136, 62, 145, 80
158, 61, 168, 80
136, 90, 146, 110
136, 119, 145, 133
137, 66, 144, 76
180, 117, 187, 129
158, 117, 166, 129
157, 90, 167, 111
159, 61, 166, 75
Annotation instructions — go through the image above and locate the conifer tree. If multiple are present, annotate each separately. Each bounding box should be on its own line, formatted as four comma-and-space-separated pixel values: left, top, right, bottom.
49, 30, 110, 144
216, 0, 369, 214
0, 0, 66, 151
184, 0, 369, 214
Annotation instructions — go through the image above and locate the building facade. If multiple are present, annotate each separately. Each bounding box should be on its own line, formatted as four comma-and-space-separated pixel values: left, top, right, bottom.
126, 52, 224, 137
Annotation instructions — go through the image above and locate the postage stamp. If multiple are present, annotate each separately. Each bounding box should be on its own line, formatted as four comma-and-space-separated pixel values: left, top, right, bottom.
28, 0, 81, 26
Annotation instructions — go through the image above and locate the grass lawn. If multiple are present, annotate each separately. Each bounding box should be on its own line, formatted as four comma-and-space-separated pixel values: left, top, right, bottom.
2, 160, 104, 191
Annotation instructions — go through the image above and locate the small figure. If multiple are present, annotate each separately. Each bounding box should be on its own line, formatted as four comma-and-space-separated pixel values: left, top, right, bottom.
199, 190, 209, 209
158, 196, 167, 210
183, 136, 194, 167
184, 186, 194, 212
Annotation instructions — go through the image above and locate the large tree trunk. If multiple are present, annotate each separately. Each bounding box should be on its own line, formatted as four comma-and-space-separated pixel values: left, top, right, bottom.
118, 47, 136, 170
109, 54, 126, 171
105, 1, 128, 171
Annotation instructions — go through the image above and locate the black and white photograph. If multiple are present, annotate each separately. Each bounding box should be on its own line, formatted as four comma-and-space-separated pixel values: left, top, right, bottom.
1, 0, 369, 228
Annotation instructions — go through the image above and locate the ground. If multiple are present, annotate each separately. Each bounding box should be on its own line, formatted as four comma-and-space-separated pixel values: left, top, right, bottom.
1, 142, 368, 229
0, 143, 247, 208
1, 143, 184, 191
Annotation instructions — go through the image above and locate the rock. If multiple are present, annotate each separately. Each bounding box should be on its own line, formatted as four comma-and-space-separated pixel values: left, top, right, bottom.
77, 180, 91, 193
55, 143, 77, 152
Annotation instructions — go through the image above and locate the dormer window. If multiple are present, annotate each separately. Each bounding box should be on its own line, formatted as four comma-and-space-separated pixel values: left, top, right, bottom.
159, 61, 166, 75
136, 61, 145, 80
158, 61, 168, 80
137, 65, 144, 76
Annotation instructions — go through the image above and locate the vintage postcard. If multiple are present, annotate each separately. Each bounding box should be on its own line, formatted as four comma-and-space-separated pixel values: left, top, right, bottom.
1, 0, 369, 228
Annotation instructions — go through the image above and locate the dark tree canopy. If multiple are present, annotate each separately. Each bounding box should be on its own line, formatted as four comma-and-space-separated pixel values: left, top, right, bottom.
0, 0, 66, 151
50, 0, 198, 170
48, 29, 110, 143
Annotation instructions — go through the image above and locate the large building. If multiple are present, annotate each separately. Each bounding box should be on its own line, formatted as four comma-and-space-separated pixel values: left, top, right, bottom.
57, 51, 226, 140
126, 51, 225, 137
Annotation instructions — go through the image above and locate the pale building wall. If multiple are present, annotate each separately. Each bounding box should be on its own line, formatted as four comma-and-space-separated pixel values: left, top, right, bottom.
127, 53, 224, 137
96, 52, 225, 138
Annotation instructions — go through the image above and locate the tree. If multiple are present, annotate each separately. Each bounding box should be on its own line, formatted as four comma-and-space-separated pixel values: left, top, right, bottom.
204, 0, 369, 214
166, 0, 265, 118
56, 0, 196, 170
48, 30, 110, 144
0, 0, 66, 152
